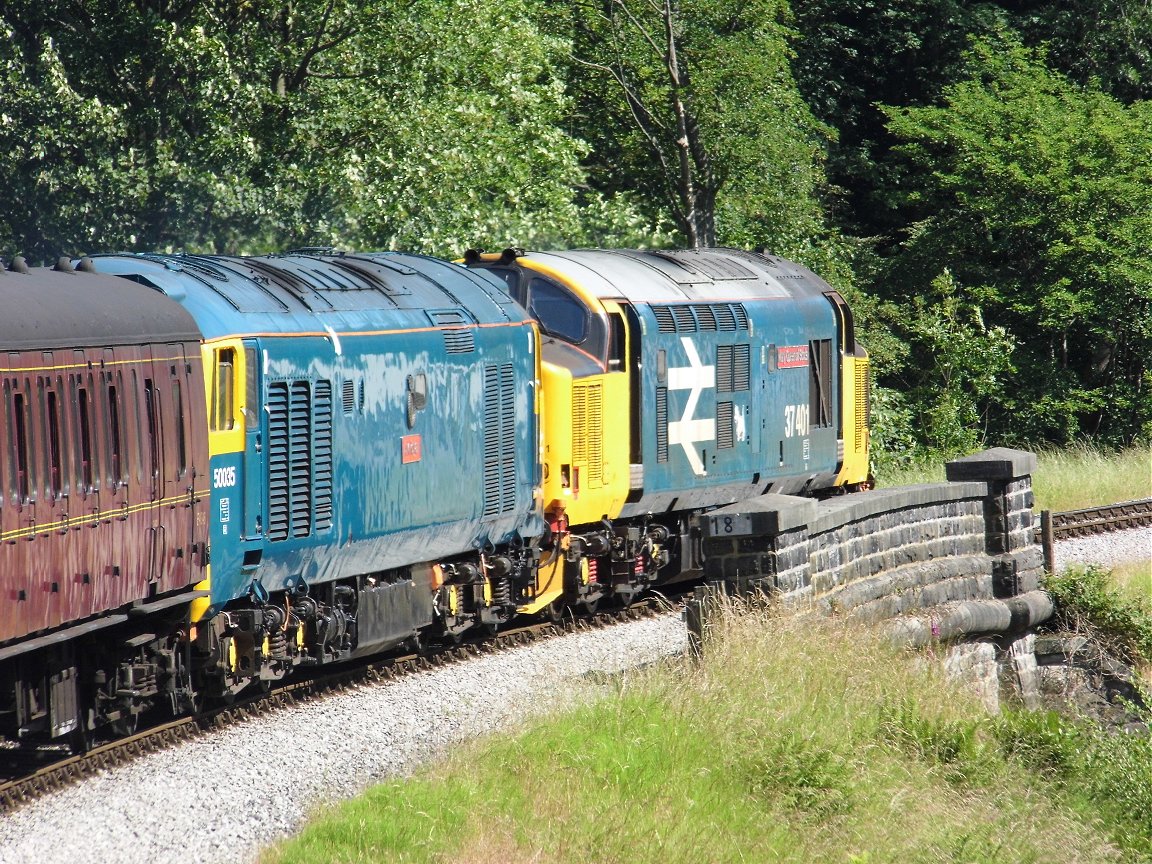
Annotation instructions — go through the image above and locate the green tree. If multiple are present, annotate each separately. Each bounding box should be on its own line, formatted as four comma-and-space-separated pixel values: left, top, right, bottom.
276, 0, 637, 255
0, 0, 660, 260
556, 0, 844, 271
790, 0, 994, 241
1004, 0, 1152, 104
881, 36, 1152, 444
0, 1, 276, 258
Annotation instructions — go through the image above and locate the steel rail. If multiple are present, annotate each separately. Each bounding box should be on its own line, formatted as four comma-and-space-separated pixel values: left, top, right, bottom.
1044, 498, 1152, 539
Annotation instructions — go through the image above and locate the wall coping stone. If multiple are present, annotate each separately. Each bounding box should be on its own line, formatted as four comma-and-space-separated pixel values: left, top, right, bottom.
945, 447, 1038, 482
808, 482, 989, 535
700, 493, 818, 536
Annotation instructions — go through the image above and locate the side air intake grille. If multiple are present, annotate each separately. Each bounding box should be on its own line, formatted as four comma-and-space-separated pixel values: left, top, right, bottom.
655, 386, 668, 462
313, 381, 333, 532
855, 358, 871, 451
267, 379, 332, 541
716, 344, 751, 392
267, 383, 290, 540
288, 381, 312, 538
572, 383, 604, 488
443, 329, 475, 354
717, 401, 734, 449
651, 303, 750, 333
482, 364, 517, 516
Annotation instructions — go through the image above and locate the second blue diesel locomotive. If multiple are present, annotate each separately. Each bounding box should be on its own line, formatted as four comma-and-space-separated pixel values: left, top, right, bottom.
0, 246, 868, 742
462, 248, 871, 612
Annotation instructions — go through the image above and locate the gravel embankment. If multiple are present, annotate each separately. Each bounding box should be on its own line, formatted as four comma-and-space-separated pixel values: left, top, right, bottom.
0, 615, 687, 864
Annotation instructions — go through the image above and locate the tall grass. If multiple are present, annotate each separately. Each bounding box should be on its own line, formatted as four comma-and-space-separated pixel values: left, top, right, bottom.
874, 442, 1151, 512
264, 609, 1125, 864
1030, 444, 1152, 512
1109, 560, 1152, 606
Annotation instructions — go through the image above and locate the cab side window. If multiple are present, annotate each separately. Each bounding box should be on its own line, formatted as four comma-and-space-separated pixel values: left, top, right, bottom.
529, 277, 588, 345
212, 348, 236, 432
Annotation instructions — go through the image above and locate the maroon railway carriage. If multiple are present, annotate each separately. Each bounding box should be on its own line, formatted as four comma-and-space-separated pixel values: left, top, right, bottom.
0, 263, 209, 741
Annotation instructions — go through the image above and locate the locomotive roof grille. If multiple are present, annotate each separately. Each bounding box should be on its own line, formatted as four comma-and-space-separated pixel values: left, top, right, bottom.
242, 258, 334, 312
651, 303, 749, 333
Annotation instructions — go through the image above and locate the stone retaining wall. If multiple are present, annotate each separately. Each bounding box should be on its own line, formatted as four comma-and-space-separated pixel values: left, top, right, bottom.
692, 447, 1055, 709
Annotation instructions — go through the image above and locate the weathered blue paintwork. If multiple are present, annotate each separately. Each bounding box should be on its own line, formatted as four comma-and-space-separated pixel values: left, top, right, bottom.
498, 249, 843, 512
87, 252, 542, 613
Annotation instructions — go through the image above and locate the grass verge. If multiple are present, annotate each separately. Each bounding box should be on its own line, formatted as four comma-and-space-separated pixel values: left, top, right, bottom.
874, 442, 1151, 512
1030, 444, 1152, 512
263, 608, 1136, 864
1108, 559, 1152, 606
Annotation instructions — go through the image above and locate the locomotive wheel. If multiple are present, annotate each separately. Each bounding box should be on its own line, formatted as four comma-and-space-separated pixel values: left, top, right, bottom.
68, 722, 91, 756
546, 598, 567, 624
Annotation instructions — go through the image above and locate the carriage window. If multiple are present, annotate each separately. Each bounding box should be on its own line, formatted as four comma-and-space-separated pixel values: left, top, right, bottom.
144, 378, 158, 482
212, 348, 236, 431
12, 389, 28, 503
108, 381, 124, 484
46, 387, 62, 497
77, 385, 93, 491
173, 378, 187, 478
528, 277, 588, 345
133, 370, 146, 483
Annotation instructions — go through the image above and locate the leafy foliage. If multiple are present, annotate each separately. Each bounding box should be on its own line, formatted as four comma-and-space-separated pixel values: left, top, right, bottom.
0, 2, 276, 256
0, 0, 663, 259
555, 0, 847, 273
1045, 565, 1152, 666
996, 708, 1152, 858
881, 36, 1152, 445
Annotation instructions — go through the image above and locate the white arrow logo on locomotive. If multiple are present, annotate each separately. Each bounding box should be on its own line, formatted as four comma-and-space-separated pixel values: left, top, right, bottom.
667, 336, 715, 475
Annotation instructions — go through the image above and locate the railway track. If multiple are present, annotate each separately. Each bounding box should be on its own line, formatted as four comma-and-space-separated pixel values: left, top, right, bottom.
1039, 498, 1152, 539
0, 600, 669, 813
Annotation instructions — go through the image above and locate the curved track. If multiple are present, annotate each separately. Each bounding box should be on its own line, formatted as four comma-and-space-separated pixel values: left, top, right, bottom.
0, 602, 667, 812
4, 498, 1148, 813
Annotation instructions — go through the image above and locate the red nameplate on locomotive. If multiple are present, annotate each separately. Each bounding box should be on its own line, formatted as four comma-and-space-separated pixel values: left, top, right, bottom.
777, 345, 809, 368
401, 434, 422, 464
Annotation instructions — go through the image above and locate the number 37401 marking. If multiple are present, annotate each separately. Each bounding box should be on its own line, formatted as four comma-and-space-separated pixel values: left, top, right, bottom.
784, 404, 809, 438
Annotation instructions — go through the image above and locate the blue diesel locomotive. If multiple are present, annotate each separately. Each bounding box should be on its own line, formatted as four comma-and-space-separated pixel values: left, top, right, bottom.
0, 247, 868, 743
462, 247, 871, 613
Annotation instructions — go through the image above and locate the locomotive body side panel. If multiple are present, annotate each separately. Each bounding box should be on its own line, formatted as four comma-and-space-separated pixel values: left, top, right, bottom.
220, 321, 538, 603
88, 252, 543, 622
468, 248, 851, 517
